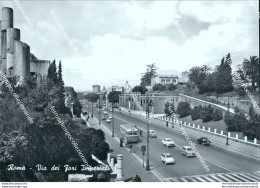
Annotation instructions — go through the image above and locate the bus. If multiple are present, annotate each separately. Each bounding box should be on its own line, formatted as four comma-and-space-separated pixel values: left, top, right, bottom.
120, 124, 139, 144
102, 111, 109, 120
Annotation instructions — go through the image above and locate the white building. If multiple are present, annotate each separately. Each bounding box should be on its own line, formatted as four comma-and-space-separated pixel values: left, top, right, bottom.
151, 75, 179, 86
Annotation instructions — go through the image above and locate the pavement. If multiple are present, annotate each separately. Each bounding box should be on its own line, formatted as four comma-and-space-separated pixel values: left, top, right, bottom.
86, 116, 160, 182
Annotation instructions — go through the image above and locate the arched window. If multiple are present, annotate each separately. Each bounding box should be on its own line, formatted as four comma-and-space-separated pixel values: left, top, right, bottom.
161, 79, 165, 84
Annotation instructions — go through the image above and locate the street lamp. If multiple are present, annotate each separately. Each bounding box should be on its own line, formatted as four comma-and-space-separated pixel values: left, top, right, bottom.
99, 94, 101, 125
71, 102, 74, 117
226, 97, 230, 146
145, 94, 152, 171
112, 102, 115, 137
91, 100, 93, 118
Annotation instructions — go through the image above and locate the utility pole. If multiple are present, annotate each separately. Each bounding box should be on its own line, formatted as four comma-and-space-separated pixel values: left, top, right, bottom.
145, 94, 150, 171
91, 100, 93, 118
112, 102, 114, 137
99, 95, 101, 125
226, 97, 230, 146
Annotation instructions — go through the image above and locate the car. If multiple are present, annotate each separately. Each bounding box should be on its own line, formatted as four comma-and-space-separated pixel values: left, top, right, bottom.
102, 108, 105, 111
110, 109, 113, 112
162, 138, 175, 147
109, 116, 113, 119
181, 146, 196, 157
101, 117, 106, 120
197, 137, 211, 145
106, 118, 111, 123
149, 130, 157, 138
104, 111, 108, 115
160, 153, 175, 165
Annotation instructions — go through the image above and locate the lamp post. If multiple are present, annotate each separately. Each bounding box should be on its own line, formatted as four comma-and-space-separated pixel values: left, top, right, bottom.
99, 95, 101, 125
112, 102, 114, 137
91, 100, 93, 118
145, 94, 152, 171
71, 102, 74, 117
226, 97, 230, 146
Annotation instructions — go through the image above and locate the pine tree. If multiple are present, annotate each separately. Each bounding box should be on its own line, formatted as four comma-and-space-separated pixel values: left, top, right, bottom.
47, 60, 58, 84
214, 54, 234, 93
141, 63, 158, 86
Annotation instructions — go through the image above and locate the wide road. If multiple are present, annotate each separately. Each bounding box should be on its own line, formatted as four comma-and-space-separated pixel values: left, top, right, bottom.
89, 104, 260, 180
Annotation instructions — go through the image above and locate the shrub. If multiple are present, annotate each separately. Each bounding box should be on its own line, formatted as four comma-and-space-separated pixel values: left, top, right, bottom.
190, 105, 203, 120
200, 105, 214, 122
153, 84, 167, 91
212, 109, 223, 121
164, 102, 175, 115
176, 102, 191, 118
167, 84, 177, 90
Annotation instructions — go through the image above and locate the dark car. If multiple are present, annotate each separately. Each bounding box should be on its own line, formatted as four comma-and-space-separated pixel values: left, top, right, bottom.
197, 137, 211, 145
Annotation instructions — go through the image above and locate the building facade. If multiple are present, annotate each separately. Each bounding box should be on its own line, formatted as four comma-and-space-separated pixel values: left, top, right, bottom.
0, 7, 49, 85
92, 84, 101, 93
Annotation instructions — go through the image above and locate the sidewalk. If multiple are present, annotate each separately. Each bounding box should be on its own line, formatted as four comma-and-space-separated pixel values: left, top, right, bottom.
119, 108, 260, 158
87, 117, 160, 182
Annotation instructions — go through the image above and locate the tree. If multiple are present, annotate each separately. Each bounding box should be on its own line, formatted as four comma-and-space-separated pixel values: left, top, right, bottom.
214, 54, 234, 93
190, 105, 203, 120
164, 102, 175, 115
224, 112, 249, 132
141, 63, 158, 86
152, 84, 166, 91
243, 56, 259, 90
85, 93, 100, 103
188, 66, 201, 84
200, 105, 214, 122
107, 91, 121, 104
176, 102, 191, 118
47, 60, 58, 84
212, 109, 223, 121
132, 85, 148, 94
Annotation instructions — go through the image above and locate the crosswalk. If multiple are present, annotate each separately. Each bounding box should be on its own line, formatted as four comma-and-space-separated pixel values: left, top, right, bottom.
163, 171, 260, 182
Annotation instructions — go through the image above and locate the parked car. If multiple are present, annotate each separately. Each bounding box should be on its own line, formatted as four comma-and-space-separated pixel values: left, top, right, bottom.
106, 118, 111, 123
162, 138, 175, 147
197, 137, 211, 145
181, 146, 196, 157
110, 109, 113, 112
149, 130, 157, 138
104, 111, 108, 114
102, 108, 105, 111
160, 153, 175, 165
109, 116, 113, 119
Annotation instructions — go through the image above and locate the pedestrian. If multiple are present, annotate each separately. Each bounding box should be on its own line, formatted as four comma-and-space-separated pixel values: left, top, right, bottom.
137, 176, 141, 182
166, 121, 168, 127
140, 130, 142, 137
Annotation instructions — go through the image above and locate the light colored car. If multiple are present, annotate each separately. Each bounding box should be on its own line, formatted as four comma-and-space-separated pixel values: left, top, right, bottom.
104, 111, 108, 115
181, 146, 196, 157
102, 108, 105, 111
162, 138, 175, 147
110, 109, 113, 112
160, 153, 175, 165
106, 118, 111, 123
149, 130, 157, 138
109, 116, 113, 119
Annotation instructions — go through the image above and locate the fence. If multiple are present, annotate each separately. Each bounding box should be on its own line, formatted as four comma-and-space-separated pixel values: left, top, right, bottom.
155, 116, 259, 147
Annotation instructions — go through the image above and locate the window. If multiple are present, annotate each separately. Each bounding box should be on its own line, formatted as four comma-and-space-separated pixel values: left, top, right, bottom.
166, 79, 171, 84
161, 79, 165, 84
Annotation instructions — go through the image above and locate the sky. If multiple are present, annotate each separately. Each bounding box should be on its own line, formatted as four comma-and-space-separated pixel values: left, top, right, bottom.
0, 0, 259, 91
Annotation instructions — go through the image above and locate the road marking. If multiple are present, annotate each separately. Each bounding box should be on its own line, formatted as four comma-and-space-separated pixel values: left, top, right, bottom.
91, 117, 163, 182
163, 171, 260, 182
114, 114, 234, 173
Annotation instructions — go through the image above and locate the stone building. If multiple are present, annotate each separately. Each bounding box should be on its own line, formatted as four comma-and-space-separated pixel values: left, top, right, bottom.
0, 7, 49, 85
92, 84, 101, 93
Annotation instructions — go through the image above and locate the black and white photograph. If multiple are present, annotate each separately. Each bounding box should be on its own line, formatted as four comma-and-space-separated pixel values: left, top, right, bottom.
0, 0, 259, 187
